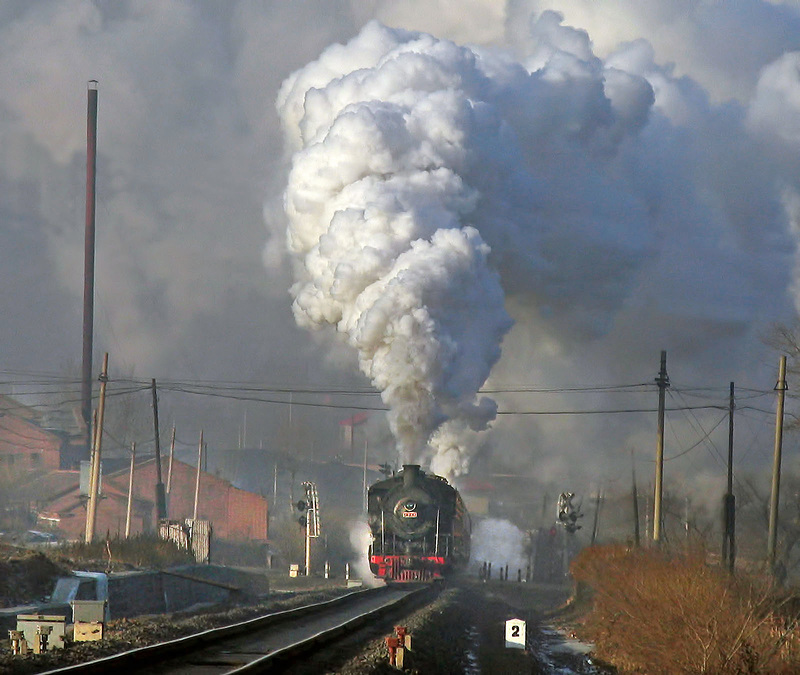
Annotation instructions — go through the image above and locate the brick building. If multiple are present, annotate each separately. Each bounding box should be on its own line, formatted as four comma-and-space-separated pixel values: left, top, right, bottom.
0, 395, 66, 471
36, 458, 268, 543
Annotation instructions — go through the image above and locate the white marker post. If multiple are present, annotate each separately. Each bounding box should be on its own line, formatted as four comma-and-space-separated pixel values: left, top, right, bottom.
505, 618, 526, 650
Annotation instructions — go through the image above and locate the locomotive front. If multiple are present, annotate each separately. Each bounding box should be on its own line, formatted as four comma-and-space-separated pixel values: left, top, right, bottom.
367, 464, 470, 582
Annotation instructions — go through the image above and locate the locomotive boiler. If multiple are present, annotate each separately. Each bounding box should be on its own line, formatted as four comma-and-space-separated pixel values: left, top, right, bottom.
367, 464, 471, 582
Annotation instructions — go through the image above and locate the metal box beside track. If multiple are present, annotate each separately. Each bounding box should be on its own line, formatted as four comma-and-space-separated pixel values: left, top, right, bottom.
16, 614, 66, 651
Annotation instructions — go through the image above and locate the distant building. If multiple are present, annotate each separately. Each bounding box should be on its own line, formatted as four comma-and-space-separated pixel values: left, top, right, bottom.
11, 457, 268, 544
0, 395, 69, 471
0, 394, 268, 545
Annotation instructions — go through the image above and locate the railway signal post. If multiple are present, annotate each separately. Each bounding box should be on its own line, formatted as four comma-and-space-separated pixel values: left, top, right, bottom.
296, 481, 321, 575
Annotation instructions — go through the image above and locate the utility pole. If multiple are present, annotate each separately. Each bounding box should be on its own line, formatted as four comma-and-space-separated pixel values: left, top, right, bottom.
193, 430, 203, 521
722, 382, 736, 573
85, 353, 109, 544
767, 356, 787, 571
151, 379, 167, 521
631, 448, 640, 547
80, 80, 98, 462
125, 442, 136, 538
166, 426, 176, 494
684, 497, 690, 541
653, 350, 670, 543
590, 489, 602, 546
362, 435, 368, 513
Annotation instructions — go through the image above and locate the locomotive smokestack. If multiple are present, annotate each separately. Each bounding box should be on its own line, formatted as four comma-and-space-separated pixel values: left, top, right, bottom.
403, 464, 421, 488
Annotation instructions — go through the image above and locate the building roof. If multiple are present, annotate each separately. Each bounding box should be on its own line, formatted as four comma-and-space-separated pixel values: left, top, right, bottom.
7, 470, 80, 503
0, 394, 41, 422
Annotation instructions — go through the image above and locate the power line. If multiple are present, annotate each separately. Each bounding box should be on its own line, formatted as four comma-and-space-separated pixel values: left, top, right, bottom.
669, 389, 727, 469
497, 404, 726, 416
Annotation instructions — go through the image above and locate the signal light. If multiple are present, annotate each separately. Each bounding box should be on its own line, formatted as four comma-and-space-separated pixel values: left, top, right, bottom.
295, 498, 309, 527
294, 484, 321, 537
557, 491, 583, 534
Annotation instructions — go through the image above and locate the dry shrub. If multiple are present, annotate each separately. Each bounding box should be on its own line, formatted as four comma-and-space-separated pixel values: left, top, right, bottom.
62, 534, 194, 570
570, 544, 800, 674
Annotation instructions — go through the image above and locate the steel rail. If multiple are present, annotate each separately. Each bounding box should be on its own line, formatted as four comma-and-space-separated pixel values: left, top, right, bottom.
229, 583, 435, 672
39, 586, 394, 675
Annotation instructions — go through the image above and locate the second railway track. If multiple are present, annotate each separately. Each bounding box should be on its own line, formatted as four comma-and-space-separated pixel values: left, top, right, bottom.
38, 584, 438, 675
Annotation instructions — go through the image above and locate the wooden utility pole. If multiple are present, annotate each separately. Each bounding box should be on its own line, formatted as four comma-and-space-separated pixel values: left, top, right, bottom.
166, 426, 176, 494
653, 351, 670, 543
767, 356, 787, 570
193, 430, 203, 521
722, 382, 736, 572
151, 379, 167, 521
85, 353, 109, 544
125, 442, 136, 538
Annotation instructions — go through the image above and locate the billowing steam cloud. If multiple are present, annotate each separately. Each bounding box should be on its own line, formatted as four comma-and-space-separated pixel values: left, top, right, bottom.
470, 517, 527, 571
276, 18, 657, 475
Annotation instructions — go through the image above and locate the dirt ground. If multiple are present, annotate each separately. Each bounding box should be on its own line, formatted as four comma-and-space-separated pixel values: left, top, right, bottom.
0, 543, 72, 608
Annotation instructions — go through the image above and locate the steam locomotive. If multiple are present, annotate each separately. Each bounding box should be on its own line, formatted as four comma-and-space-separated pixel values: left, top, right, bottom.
367, 464, 471, 583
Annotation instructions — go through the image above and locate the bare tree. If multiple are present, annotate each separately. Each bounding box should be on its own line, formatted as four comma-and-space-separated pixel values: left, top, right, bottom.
765, 321, 800, 427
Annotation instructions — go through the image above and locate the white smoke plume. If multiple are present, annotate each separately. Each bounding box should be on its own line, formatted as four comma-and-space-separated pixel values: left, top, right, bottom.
470, 517, 527, 571
3, 2, 800, 491
276, 19, 658, 475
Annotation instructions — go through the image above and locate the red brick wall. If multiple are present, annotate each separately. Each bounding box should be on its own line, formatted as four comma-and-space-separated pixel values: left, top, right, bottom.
109, 459, 268, 542
0, 415, 62, 471
42, 458, 268, 543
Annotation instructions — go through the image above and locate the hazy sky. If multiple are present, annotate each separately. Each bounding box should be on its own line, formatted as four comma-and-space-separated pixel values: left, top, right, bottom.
3, 1, 800, 495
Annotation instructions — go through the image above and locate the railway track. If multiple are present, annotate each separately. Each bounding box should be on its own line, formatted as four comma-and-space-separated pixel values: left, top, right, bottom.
39, 584, 437, 674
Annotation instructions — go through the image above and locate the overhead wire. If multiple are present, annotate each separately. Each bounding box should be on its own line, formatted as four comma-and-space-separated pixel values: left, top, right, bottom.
669, 388, 728, 469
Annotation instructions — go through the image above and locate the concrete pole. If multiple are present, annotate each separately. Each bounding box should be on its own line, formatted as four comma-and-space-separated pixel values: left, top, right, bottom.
193, 430, 203, 521
767, 356, 787, 570
653, 351, 670, 543
85, 353, 109, 544
125, 442, 136, 538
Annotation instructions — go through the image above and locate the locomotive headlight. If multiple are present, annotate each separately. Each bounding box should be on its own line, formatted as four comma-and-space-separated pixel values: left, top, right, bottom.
401, 500, 418, 518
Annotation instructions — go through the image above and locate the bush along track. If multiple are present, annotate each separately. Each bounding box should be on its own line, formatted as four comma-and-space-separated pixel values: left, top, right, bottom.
570, 544, 800, 674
